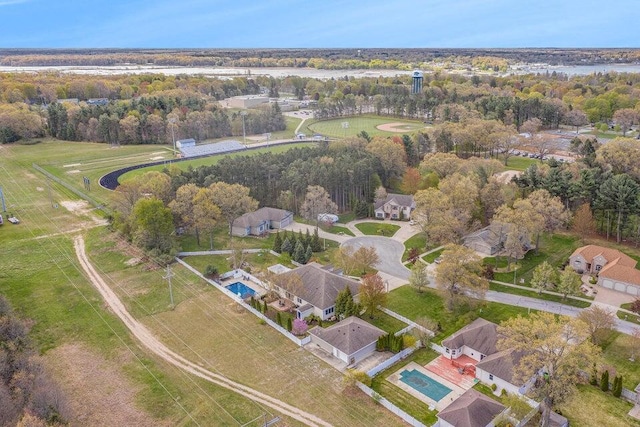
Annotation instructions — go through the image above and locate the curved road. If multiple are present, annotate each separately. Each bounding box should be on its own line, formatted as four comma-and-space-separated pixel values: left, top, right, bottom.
73, 236, 332, 427
342, 236, 411, 280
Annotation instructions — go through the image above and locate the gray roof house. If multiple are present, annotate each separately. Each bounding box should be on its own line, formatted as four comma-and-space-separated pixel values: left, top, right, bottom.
475, 348, 530, 395
436, 389, 506, 427
308, 316, 385, 365
464, 222, 532, 256
374, 193, 415, 220
274, 263, 360, 321
441, 318, 498, 362
231, 207, 293, 237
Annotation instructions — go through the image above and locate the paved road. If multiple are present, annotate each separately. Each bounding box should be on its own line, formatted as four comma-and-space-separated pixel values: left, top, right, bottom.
342, 236, 411, 280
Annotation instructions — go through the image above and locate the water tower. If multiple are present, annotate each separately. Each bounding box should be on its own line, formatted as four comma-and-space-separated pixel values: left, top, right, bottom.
411, 70, 423, 94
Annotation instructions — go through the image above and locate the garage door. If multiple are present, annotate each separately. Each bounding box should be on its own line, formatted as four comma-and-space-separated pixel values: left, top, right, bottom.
602, 279, 614, 290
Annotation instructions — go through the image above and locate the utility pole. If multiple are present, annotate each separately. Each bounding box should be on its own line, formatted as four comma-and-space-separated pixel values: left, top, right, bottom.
0, 186, 6, 212
169, 117, 177, 157
163, 265, 175, 309
241, 111, 247, 148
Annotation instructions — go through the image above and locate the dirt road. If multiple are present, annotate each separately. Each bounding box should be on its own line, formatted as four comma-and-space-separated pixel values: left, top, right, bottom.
73, 235, 332, 427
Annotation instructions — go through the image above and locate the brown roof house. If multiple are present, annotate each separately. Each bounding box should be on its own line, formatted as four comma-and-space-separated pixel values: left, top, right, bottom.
570, 245, 640, 296
308, 316, 385, 365
272, 263, 360, 321
436, 389, 506, 427
374, 193, 415, 220
231, 207, 293, 237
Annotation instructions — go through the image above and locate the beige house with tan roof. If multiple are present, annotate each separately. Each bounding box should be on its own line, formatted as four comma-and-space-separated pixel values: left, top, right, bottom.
570, 245, 640, 296
308, 316, 385, 365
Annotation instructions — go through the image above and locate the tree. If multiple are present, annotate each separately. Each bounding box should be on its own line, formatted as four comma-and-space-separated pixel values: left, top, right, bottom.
359, 273, 387, 318
353, 246, 380, 275
529, 133, 558, 161
131, 197, 174, 253
571, 203, 596, 239
300, 185, 338, 229
273, 231, 282, 253
435, 244, 489, 311
613, 108, 639, 136
335, 287, 358, 319
413, 188, 461, 245
192, 187, 221, 249
596, 137, 640, 181
208, 182, 258, 235
578, 305, 617, 345
520, 118, 542, 135
409, 263, 430, 293
527, 189, 570, 250
169, 183, 200, 233
530, 261, 558, 294
400, 167, 423, 194
413, 316, 438, 347
292, 240, 306, 264
564, 109, 588, 134
601, 370, 609, 392
366, 137, 407, 184
492, 199, 543, 269
597, 173, 640, 243
556, 266, 582, 300
498, 312, 600, 427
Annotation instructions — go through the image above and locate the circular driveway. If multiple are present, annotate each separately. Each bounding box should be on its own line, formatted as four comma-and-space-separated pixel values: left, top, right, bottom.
342, 236, 411, 280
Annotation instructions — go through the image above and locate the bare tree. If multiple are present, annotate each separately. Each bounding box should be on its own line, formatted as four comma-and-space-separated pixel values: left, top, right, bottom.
300, 185, 338, 229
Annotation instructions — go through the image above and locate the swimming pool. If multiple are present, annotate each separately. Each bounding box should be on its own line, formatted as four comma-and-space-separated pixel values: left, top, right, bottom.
225, 282, 257, 299
399, 369, 452, 402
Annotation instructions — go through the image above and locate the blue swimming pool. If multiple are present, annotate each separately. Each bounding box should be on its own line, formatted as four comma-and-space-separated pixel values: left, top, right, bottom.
399, 369, 452, 402
225, 281, 256, 299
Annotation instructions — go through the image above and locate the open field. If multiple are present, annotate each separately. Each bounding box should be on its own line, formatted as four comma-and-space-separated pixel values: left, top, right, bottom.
560, 385, 640, 427
304, 115, 425, 138
87, 227, 405, 426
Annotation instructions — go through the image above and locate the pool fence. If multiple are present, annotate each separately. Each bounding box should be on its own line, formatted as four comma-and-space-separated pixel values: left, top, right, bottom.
175, 258, 310, 347
366, 345, 419, 377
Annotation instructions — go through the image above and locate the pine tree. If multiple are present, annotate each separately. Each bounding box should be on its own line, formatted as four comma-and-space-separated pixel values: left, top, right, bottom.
305, 229, 311, 247
293, 240, 306, 264
312, 227, 322, 252
276, 311, 282, 326
335, 289, 347, 318
305, 245, 313, 264
281, 237, 292, 254
287, 317, 293, 332
273, 231, 282, 253
613, 376, 623, 397
601, 370, 609, 392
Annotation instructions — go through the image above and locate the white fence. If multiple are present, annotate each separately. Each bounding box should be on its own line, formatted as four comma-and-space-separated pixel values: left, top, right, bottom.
175, 259, 310, 347
367, 345, 419, 377
356, 382, 427, 427
178, 248, 265, 256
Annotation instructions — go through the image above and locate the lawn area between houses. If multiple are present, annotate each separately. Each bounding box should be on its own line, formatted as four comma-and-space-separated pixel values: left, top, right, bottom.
601, 332, 640, 390
560, 385, 640, 427
370, 347, 441, 426
86, 227, 406, 427
402, 233, 432, 261
386, 285, 532, 344
422, 248, 445, 264
355, 222, 401, 237
489, 282, 592, 308
486, 233, 581, 285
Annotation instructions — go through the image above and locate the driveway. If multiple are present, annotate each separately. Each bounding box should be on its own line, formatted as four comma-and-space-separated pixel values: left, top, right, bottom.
342, 236, 411, 280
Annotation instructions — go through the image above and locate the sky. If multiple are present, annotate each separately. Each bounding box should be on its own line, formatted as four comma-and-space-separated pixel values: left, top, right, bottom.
0, 0, 637, 48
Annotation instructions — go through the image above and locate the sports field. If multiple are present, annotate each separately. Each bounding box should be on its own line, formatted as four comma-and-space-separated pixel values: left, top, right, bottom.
305, 115, 426, 138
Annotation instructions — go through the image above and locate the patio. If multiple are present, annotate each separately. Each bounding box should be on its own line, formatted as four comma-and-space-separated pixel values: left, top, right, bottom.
424, 355, 478, 390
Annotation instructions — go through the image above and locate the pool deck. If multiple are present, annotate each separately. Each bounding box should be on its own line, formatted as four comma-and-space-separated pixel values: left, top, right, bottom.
387, 361, 468, 411
219, 276, 267, 298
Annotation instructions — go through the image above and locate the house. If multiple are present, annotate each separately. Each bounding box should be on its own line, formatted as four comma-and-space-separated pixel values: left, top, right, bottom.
463, 223, 531, 256
272, 263, 360, 321
231, 207, 293, 237
308, 316, 385, 365
441, 318, 498, 362
374, 193, 415, 220
475, 349, 529, 395
436, 389, 506, 427
570, 245, 640, 296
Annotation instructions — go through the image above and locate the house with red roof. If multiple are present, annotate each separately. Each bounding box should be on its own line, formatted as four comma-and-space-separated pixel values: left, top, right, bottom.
569, 245, 640, 296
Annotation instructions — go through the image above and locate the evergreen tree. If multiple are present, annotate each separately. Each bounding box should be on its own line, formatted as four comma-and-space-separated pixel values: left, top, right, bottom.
293, 240, 306, 264
601, 370, 609, 392
276, 311, 282, 326
305, 229, 311, 247
335, 288, 348, 318
311, 228, 322, 252
273, 231, 282, 253
345, 297, 356, 317
281, 237, 293, 255
305, 245, 313, 264
287, 317, 293, 332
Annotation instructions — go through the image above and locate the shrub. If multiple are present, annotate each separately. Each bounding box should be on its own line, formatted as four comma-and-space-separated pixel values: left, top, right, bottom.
613, 375, 623, 398
286, 317, 293, 332
483, 265, 495, 280
491, 383, 497, 391
343, 369, 372, 387
203, 265, 219, 277
589, 276, 597, 285
292, 318, 308, 335
403, 334, 417, 348
276, 312, 282, 326
376, 333, 404, 353
631, 299, 640, 315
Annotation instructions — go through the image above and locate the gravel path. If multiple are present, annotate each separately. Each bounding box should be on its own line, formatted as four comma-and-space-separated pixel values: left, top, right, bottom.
73, 235, 332, 427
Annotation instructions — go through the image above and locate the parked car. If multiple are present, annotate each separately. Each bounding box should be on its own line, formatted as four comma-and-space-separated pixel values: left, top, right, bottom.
7, 216, 19, 224
317, 213, 339, 224
434, 257, 443, 264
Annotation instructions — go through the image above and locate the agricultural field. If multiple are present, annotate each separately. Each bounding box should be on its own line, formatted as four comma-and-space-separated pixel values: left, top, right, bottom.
304, 115, 426, 139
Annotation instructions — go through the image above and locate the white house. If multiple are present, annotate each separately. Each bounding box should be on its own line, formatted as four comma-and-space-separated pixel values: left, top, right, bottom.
271, 263, 359, 321
441, 318, 498, 362
475, 349, 530, 395
308, 316, 385, 365
374, 193, 415, 220
231, 207, 293, 237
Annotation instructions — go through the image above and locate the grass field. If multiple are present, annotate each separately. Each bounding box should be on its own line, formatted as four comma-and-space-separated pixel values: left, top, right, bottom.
560, 385, 640, 427
402, 233, 431, 261
504, 155, 538, 171
304, 115, 425, 138
355, 222, 401, 237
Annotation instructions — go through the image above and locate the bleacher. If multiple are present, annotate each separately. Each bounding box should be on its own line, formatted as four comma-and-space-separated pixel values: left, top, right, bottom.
179, 140, 245, 158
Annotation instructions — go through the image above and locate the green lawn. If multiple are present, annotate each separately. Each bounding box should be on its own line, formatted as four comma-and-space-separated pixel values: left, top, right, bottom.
489, 282, 591, 308
488, 233, 580, 284
422, 248, 445, 264
402, 233, 431, 261
338, 212, 357, 223
364, 312, 409, 334
503, 155, 538, 171
601, 332, 640, 390
355, 222, 401, 237
386, 285, 532, 343
304, 115, 425, 139
321, 224, 355, 237
370, 347, 440, 426
560, 385, 640, 427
